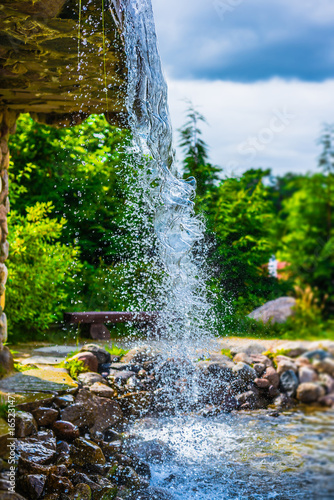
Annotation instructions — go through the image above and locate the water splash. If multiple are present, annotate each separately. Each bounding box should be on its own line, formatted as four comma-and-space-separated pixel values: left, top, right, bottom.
110, 0, 216, 354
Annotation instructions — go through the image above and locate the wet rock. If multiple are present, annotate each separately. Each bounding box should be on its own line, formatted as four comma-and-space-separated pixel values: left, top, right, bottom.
130, 457, 151, 480
272, 393, 295, 410
233, 353, 252, 365
121, 346, 161, 365
254, 378, 270, 389
32, 407, 59, 426
0, 493, 27, 500
276, 358, 297, 375
125, 439, 174, 464
18, 474, 46, 499
0, 346, 13, 376
77, 372, 108, 387
296, 383, 326, 403
313, 359, 334, 377
263, 367, 280, 389
61, 403, 95, 429
319, 373, 334, 393
101, 440, 122, 459
72, 483, 92, 500
80, 345, 111, 364
268, 385, 280, 398
54, 394, 75, 408
71, 437, 106, 466
108, 371, 137, 385
89, 382, 117, 399
253, 363, 266, 376
235, 389, 260, 408
114, 465, 149, 490
118, 392, 152, 418
298, 366, 318, 384
104, 429, 123, 442
279, 370, 299, 397
56, 440, 71, 456
250, 354, 273, 367
248, 296, 296, 324
69, 353, 98, 373
232, 362, 257, 383
15, 411, 38, 437
45, 474, 73, 496
15, 434, 57, 464
53, 420, 80, 441
197, 360, 234, 382
318, 392, 334, 407
304, 349, 332, 361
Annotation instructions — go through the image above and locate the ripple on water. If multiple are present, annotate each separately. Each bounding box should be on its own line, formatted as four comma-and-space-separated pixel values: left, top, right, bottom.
130, 409, 334, 500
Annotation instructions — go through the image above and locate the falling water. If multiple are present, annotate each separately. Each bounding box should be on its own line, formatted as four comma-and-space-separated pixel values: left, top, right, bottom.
110, 0, 216, 355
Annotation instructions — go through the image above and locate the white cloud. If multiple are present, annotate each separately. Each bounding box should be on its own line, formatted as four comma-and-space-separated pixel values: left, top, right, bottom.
166, 77, 334, 176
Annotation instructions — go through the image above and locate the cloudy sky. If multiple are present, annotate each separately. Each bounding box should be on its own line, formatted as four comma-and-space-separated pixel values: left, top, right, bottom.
151, 0, 334, 176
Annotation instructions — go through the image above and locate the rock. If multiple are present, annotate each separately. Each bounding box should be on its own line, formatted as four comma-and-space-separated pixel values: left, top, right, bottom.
263, 367, 280, 389
0, 368, 77, 395
125, 439, 174, 464
276, 342, 309, 358
230, 342, 265, 356
130, 457, 151, 480
253, 363, 266, 376
279, 370, 299, 397
250, 354, 273, 367
108, 371, 136, 385
104, 429, 123, 442
232, 362, 257, 383
71, 437, 106, 466
15, 411, 38, 438
118, 392, 152, 418
196, 360, 234, 382
272, 393, 295, 410
318, 393, 334, 407
101, 440, 122, 458
298, 366, 318, 384
295, 357, 312, 368
304, 349, 332, 361
62, 389, 123, 434
45, 474, 73, 496
114, 465, 148, 490
235, 390, 264, 409
254, 378, 270, 389
77, 372, 108, 387
313, 359, 334, 377
268, 385, 280, 398
296, 383, 326, 403
121, 346, 161, 365
233, 353, 252, 364
319, 373, 334, 393
276, 358, 297, 375
32, 408, 59, 426
0, 346, 13, 376
15, 433, 57, 464
68, 353, 98, 373
89, 382, 117, 399
72, 483, 92, 500
53, 421, 80, 441
53, 395, 75, 408
18, 474, 46, 499
248, 296, 296, 324
80, 345, 111, 364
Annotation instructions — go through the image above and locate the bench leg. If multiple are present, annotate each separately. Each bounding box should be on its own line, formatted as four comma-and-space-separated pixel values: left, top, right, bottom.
90, 323, 111, 340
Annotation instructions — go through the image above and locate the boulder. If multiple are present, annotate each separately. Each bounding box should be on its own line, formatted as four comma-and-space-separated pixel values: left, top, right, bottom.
32, 408, 59, 427
121, 346, 161, 365
15, 411, 38, 438
319, 373, 334, 393
313, 359, 334, 377
263, 367, 280, 389
279, 370, 299, 397
276, 358, 297, 375
15, 433, 57, 464
304, 349, 332, 361
89, 382, 117, 399
80, 344, 111, 364
77, 372, 107, 387
233, 353, 252, 365
53, 421, 80, 441
17, 474, 46, 500
254, 378, 270, 389
248, 296, 296, 324
318, 393, 334, 407
296, 383, 326, 403
298, 366, 318, 384
232, 362, 257, 383
70, 437, 106, 466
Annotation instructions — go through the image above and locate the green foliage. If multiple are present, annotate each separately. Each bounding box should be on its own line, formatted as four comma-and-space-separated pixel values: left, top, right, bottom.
104, 344, 129, 358
220, 348, 233, 359
13, 362, 36, 372
62, 357, 89, 380
7, 202, 81, 340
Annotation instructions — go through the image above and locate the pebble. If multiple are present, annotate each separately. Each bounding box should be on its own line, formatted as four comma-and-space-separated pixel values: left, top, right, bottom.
53, 421, 80, 441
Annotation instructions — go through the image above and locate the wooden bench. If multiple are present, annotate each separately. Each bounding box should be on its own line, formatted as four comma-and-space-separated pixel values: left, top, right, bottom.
64, 311, 159, 340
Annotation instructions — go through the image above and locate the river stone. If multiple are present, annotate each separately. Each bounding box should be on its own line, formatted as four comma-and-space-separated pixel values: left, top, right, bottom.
296, 383, 326, 403
276, 358, 297, 375
108, 371, 137, 385
248, 296, 296, 324
235, 389, 261, 409
18, 474, 46, 500
68, 353, 98, 373
72, 483, 92, 500
80, 345, 111, 364
233, 353, 252, 365
279, 370, 299, 397
0, 346, 13, 376
232, 362, 256, 383
313, 359, 334, 377
121, 346, 161, 365
263, 367, 280, 388
254, 378, 270, 389
32, 408, 59, 427
318, 392, 334, 407
299, 366, 318, 384
101, 440, 122, 458
53, 421, 80, 441
196, 360, 234, 382
250, 354, 273, 367
53, 395, 75, 408
15, 411, 38, 438
319, 373, 334, 393
89, 382, 117, 399
304, 349, 331, 361
77, 372, 107, 387
253, 363, 266, 376
15, 433, 57, 464
45, 473, 74, 496
118, 391, 152, 417
61, 403, 95, 429
71, 437, 106, 466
